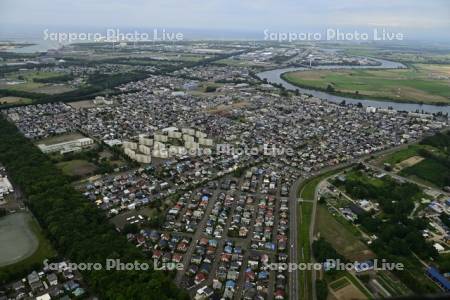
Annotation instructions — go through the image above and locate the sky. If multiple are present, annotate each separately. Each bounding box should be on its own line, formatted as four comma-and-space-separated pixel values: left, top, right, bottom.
0, 0, 449, 41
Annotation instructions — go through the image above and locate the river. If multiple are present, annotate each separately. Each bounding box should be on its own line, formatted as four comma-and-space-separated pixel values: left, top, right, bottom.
257, 58, 450, 114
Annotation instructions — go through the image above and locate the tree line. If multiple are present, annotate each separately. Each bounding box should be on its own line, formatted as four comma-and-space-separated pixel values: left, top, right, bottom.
0, 116, 188, 299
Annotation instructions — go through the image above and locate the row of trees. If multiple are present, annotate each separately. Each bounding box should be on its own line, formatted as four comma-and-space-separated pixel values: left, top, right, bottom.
0, 116, 188, 299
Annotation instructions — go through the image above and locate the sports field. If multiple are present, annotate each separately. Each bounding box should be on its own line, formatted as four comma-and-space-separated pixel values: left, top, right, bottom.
56, 160, 98, 177
0, 212, 38, 267
282, 64, 450, 104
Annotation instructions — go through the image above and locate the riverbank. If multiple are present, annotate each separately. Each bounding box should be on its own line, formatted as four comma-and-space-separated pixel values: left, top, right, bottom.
257, 61, 450, 114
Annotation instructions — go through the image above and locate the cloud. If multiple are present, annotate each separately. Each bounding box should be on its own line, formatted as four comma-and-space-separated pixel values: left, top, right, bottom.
0, 0, 448, 34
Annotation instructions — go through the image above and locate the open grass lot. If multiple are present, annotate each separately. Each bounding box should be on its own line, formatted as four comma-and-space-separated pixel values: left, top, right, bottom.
0, 96, 32, 105
316, 205, 374, 261
56, 159, 98, 177
0, 212, 55, 282
282, 64, 450, 104
0, 70, 75, 94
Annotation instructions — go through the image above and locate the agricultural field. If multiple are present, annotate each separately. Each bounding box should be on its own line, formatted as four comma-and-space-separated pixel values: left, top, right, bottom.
328, 274, 370, 300
339, 44, 450, 64
282, 64, 450, 104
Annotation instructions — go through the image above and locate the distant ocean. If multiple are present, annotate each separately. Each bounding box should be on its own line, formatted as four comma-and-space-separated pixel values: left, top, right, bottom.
0, 25, 264, 53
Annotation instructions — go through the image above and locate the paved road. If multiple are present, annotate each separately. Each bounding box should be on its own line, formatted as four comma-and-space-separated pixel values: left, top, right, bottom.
288, 177, 303, 300
175, 190, 220, 286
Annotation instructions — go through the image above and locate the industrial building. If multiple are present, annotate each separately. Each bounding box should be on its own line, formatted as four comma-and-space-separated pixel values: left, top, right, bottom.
426, 267, 450, 292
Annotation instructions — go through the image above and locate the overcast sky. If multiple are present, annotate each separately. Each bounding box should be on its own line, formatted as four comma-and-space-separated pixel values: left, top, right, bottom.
1, 0, 449, 40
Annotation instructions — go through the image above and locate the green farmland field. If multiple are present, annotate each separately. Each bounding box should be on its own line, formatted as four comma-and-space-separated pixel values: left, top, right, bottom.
282, 64, 450, 104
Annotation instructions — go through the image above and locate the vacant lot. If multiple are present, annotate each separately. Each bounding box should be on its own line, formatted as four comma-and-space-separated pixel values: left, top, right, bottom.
56, 160, 98, 177
282, 64, 450, 104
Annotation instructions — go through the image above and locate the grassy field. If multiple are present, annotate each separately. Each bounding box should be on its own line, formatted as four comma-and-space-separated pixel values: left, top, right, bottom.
316, 204, 374, 261
0, 70, 75, 94
0, 96, 32, 105
282, 64, 450, 104
0, 212, 56, 282
56, 160, 98, 177
380, 133, 450, 188
400, 158, 449, 188
380, 144, 426, 166
376, 271, 411, 296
